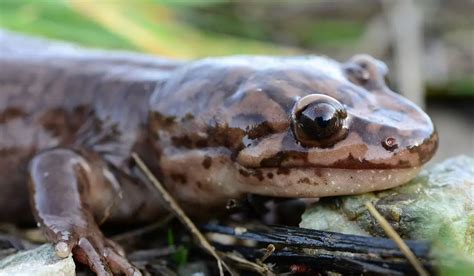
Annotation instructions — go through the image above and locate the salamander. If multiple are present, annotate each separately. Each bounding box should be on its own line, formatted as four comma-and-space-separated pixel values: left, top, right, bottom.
0, 31, 437, 275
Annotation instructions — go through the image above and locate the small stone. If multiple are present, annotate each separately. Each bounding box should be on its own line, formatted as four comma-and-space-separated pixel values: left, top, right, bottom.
177, 261, 209, 276
0, 244, 75, 276
300, 155, 474, 268
55, 242, 70, 258
301, 156, 474, 251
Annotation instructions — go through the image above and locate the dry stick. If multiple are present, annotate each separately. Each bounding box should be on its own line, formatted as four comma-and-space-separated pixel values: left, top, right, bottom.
220, 251, 274, 276
112, 213, 174, 242
132, 153, 234, 276
202, 224, 430, 257
260, 244, 275, 263
365, 201, 429, 276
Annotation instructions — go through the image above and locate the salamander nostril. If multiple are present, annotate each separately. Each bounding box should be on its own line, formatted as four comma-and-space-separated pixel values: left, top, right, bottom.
382, 137, 398, 151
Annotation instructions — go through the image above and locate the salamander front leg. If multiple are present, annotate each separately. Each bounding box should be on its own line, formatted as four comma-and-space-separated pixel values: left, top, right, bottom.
28, 148, 140, 276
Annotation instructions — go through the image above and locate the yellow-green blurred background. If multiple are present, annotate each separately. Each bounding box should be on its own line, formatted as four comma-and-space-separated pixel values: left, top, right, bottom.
0, 0, 473, 160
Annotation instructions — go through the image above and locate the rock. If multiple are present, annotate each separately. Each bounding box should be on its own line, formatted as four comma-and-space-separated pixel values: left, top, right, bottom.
0, 244, 75, 276
300, 155, 474, 256
300, 156, 474, 273
178, 261, 209, 276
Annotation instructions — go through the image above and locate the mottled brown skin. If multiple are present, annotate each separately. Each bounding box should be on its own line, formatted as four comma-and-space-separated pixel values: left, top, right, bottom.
0, 31, 438, 275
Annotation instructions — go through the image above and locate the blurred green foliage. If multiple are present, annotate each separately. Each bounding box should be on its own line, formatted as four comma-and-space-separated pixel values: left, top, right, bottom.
0, 0, 364, 56
176, 3, 365, 49
0, 0, 295, 57
0, 0, 472, 96
167, 228, 188, 267
428, 79, 474, 98
0, 1, 137, 50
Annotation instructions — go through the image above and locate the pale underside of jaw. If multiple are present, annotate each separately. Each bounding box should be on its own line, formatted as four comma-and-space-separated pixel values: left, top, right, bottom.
242, 166, 421, 198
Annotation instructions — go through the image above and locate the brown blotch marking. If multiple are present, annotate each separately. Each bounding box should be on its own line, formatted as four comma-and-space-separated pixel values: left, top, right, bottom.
260, 152, 287, 167
297, 177, 310, 184
150, 112, 176, 128
267, 172, 274, 179
196, 181, 203, 189
260, 135, 308, 167
231, 114, 274, 140
397, 159, 412, 167
195, 139, 208, 148
170, 173, 187, 184
172, 135, 193, 148
331, 153, 411, 169
205, 124, 245, 151
202, 156, 212, 169
407, 133, 438, 164
251, 169, 264, 181
276, 167, 290, 175
239, 169, 250, 177
0, 107, 26, 124
39, 108, 69, 137
313, 168, 322, 177
247, 121, 274, 140
182, 113, 194, 121
239, 168, 264, 181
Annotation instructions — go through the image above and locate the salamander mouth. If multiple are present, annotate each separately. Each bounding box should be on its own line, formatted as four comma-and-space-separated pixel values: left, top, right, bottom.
237, 132, 439, 171
235, 133, 437, 198
239, 166, 421, 198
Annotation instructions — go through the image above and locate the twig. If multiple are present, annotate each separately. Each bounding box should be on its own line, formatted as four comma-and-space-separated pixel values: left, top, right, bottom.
214, 243, 407, 275
259, 244, 275, 263
200, 224, 430, 257
201, 223, 433, 274
219, 251, 274, 275
131, 153, 234, 276
128, 247, 176, 262
365, 201, 430, 276
0, 234, 25, 251
112, 213, 174, 242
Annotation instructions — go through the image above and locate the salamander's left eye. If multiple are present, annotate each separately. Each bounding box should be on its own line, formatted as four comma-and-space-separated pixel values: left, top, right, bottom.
343, 54, 388, 89
291, 94, 348, 147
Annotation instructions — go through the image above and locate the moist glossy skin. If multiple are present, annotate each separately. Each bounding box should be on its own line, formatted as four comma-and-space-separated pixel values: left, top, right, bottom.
151, 55, 437, 208
0, 31, 437, 275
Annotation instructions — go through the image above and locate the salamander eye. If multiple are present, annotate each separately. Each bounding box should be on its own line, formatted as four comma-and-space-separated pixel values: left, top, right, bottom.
291, 94, 348, 147
343, 54, 388, 89
299, 102, 342, 139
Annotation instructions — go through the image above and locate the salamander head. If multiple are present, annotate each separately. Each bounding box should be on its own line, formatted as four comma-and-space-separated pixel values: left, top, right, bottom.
150, 55, 437, 204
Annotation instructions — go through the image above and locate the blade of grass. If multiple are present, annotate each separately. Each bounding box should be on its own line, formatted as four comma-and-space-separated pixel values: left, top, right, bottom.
365, 201, 429, 276
69, 0, 297, 57
131, 153, 235, 276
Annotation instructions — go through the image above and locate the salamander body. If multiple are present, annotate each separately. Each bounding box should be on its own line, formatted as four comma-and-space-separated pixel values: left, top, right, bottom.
0, 31, 437, 275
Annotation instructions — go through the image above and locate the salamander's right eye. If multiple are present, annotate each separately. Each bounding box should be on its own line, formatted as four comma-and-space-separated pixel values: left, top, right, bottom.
291, 94, 348, 147
298, 101, 343, 140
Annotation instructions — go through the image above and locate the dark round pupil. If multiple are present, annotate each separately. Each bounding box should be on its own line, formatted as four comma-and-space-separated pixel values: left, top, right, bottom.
298, 102, 340, 139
